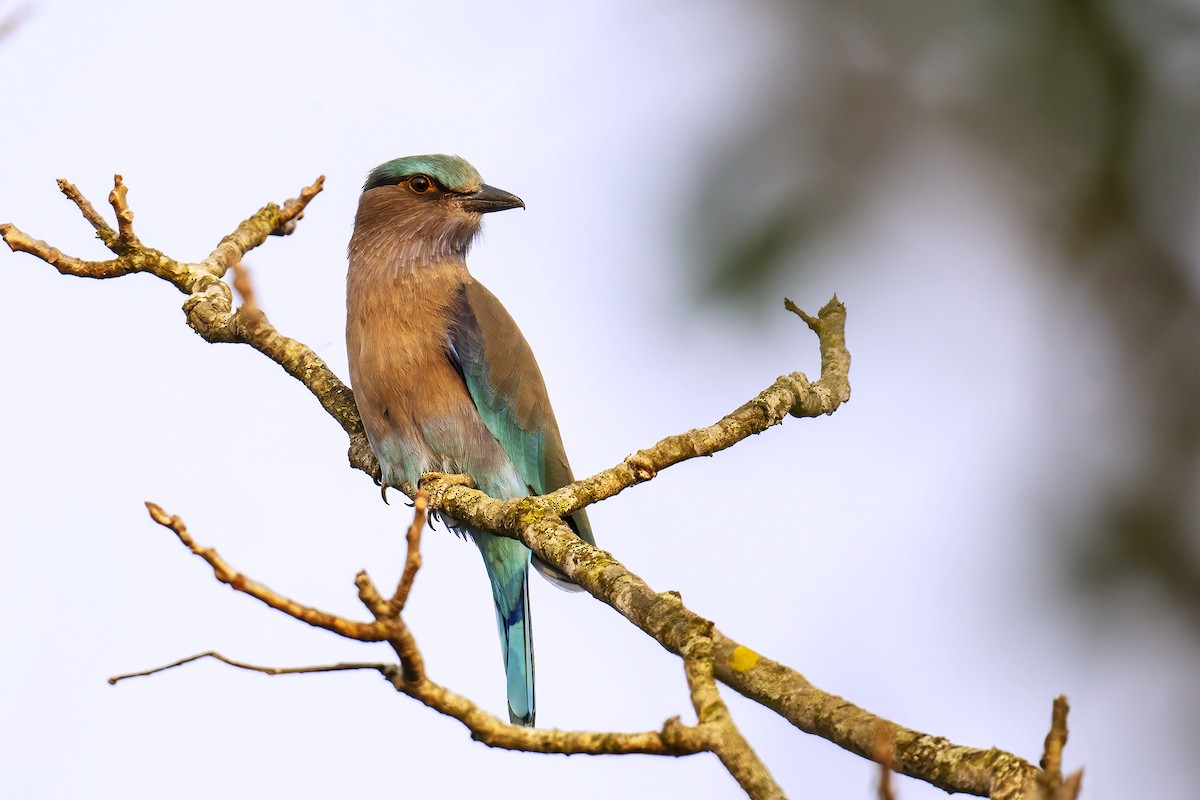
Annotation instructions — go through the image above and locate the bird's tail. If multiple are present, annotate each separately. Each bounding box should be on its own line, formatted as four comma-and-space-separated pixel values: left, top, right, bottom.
476, 532, 535, 726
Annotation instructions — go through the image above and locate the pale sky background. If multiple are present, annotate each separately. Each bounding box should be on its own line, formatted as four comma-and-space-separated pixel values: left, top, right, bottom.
1, 2, 1194, 799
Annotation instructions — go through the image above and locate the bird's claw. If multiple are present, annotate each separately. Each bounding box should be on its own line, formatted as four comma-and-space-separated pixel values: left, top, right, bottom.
421, 472, 475, 510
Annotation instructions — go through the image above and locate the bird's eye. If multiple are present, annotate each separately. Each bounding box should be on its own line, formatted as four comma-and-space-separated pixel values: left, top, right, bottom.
408, 175, 435, 194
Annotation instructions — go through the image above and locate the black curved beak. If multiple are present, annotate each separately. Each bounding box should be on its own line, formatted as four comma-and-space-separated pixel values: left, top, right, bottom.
458, 184, 525, 214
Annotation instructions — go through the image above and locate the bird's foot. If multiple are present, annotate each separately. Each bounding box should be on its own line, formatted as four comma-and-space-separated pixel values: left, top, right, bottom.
419, 473, 475, 533
420, 471, 475, 502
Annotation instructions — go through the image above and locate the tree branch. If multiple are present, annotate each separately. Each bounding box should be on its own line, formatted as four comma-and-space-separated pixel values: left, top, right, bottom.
108, 651, 389, 684
418, 471, 1040, 798
681, 626, 786, 799
3, 176, 1062, 799
389, 490, 427, 614
1035, 696, 1083, 800
516, 296, 851, 519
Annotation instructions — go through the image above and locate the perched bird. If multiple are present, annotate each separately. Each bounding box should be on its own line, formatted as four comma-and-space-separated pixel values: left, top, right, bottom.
346, 154, 595, 727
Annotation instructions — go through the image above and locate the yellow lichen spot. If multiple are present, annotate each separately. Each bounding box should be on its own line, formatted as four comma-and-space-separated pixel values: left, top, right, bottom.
731, 646, 760, 672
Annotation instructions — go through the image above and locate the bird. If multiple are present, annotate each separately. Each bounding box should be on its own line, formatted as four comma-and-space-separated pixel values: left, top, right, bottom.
345, 154, 595, 727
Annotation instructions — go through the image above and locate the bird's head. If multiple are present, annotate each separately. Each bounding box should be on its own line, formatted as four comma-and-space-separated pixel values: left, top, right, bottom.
351, 154, 524, 272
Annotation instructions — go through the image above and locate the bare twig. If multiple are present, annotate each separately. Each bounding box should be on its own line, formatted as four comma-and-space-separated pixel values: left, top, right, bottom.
1035, 696, 1083, 800
58, 178, 114, 239
144, 501, 385, 642
351, 497, 429, 682
874, 723, 897, 800
1058, 772, 1083, 800
1040, 696, 1068, 788
109, 175, 138, 247
510, 296, 851, 520
231, 261, 259, 313
879, 761, 896, 800
198, 176, 324, 279
390, 489, 427, 613
681, 628, 785, 800
109, 651, 388, 684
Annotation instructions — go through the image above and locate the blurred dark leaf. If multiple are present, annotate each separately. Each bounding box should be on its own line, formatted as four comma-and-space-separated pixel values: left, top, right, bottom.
687, 0, 1200, 636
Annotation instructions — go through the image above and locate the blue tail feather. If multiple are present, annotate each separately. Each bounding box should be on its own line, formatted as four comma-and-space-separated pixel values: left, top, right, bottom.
475, 531, 535, 726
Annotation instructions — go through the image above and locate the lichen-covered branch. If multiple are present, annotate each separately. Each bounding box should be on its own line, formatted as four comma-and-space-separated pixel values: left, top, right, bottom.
708, 631, 1039, 799
681, 627, 785, 800
417, 470, 1040, 798
523, 296, 851, 519
3, 176, 1064, 799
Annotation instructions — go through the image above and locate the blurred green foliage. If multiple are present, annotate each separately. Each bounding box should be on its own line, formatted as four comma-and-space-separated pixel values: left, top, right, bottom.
691, 0, 1200, 636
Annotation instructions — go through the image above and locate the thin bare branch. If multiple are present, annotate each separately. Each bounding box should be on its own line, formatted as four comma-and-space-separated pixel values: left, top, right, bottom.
390, 489, 427, 613
109, 174, 138, 247
353, 569, 425, 683
528, 296, 851, 519
1040, 696, 1067, 788
230, 261, 259, 313
198, 176, 324, 280
108, 641, 702, 759
57, 178, 116, 241
1058, 772, 1083, 800
874, 724, 897, 800
109, 651, 388, 684
273, 177, 325, 236
139, 500, 428, 686
144, 501, 385, 642
708, 632, 1037, 800
681, 629, 786, 800
1035, 696, 1083, 800
0, 223, 133, 278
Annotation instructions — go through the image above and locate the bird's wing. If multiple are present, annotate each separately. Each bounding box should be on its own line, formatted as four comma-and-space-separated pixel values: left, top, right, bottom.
446, 280, 596, 550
